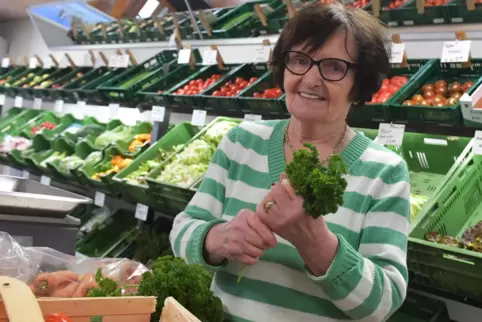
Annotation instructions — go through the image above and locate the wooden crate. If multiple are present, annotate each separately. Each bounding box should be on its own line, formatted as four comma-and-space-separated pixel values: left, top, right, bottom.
0, 276, 156, 322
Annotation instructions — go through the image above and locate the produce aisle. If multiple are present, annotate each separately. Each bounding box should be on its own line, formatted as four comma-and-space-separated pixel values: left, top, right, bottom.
4, 0, 482, 320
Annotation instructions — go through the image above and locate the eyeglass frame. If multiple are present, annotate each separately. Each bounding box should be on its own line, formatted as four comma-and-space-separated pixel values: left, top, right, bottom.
283, 50, 358, 82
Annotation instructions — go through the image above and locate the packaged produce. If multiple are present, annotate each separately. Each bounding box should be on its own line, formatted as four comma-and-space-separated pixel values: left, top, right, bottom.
173, 74, 223, 96
0, 135, 31, 153
58, 155, 85, 173
402, 79, 473, 107
94, 125, 133, 149
212, 76, 257, 97
91, 155, 133, 180
368, 76, 408, 104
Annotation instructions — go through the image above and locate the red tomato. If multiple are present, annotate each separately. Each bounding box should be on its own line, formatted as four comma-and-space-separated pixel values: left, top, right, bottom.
253, 92, 261, 98
229, 84, 238, 92
249, 77, 258, 83
212, 90, 221, 96
45, 313, 72, 322
238, 81, 249, 89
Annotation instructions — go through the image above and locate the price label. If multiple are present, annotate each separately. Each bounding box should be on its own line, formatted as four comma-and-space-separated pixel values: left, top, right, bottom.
94, 191, 106, 207
22, 170, 29, 179
0, 94, 5, 106
33, 98, 42, 110
1, 58, 10, 68
390, 43, 406, 64
244, 114, 262, 122
168, 33, 176, 47
441, 40, 471, 63
377, 123, 405, 146
54, 100, 64, 113
43, 58, 52, 69
108, 103, 119, 120
151, 106, 166, 122
108, 55, 119, 68
40, 175, 51, 186
473, 131, 482, 155
118, 55, 130, 68
202, 49, 218, 65
29, 57, 37, 69
254, 46, 271, 63
135, 203, 149, 221
83, 53, 92, 66
14, 96, 23, 108
178, 49, 192, 64
76, 101, 86, 119
191, 109, 207, 126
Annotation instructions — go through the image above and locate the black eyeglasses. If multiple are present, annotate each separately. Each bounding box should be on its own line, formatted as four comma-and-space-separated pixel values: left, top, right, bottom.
284, 51, 357, 81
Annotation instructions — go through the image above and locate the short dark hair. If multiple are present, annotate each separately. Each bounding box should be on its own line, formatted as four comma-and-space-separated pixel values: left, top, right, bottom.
271, 3, 390, 104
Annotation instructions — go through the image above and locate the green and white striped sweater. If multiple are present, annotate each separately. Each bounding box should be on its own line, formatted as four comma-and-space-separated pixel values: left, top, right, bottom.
170, 119, 410, 322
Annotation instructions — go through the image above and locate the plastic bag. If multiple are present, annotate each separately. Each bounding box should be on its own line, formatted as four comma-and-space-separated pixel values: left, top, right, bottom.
0, 231, 148, 298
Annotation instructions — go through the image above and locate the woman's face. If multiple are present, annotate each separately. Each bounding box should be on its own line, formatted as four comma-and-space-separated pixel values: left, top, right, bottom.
283, 29, 358, 123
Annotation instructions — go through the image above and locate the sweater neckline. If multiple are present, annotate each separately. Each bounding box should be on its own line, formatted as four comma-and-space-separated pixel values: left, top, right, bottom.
267, 119, 370, 184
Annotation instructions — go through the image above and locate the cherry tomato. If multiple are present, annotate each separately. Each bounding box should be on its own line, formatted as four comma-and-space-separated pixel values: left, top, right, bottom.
212, 90, 221, 96
253, 92, 261, 98
45, 313, 72, 322
249, 77, 258, 83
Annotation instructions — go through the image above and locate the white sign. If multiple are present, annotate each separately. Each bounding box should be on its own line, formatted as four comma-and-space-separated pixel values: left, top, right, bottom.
94, 191, 106, 207
29, 58, 37, 69
390, 43, 406, 64
33, 98, 42, 110
76, 101, 86, 119
43, 58, 53, 69
118, 55, 130, 68
441, 40, 471, 63
377, 123, 405, 146
135, 203, 149, 221
151, 106, 166, 122
202, 49, 218, 65
1, 58, 10, 68
0, 94, 5, 106
54, 100, 64, 113
108, 55, 119, 68
168, 33, 176, 47
40, 175, 51, 186
83, 54, 92, 66
178, 49, 192, 64
191, 109, 207, 126
108, 103, 119, 120
254, 46, 271, 63
244, 114, 262, 122
473, 131, 482, 155
14, 96, 23, 108
22, 170, 29, 179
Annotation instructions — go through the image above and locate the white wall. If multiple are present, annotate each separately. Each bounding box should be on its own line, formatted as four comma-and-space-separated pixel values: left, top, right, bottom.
0, 19, 49, 61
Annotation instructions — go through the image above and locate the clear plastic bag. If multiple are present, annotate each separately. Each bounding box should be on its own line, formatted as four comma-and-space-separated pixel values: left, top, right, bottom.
0, 231, 148, 298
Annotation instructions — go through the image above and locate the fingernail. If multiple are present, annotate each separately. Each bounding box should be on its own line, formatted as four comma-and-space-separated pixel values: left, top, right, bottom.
282, 178, 289, 185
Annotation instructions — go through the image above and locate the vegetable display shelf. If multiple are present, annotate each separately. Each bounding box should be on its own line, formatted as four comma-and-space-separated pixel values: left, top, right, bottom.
146, 117, 240, 213
0, 67, 48, 96
0, 107, 28, 128
389, 59, 482, 126
388, 291, 450, 322
0, 66, 27, 87
98, 50, 179, 103
446, 0, 482, 23
20, 112, 77, 140
21, 68, 78, 99
179, 8, 233, 40
38, 67, 92, 101
24, 137, 75, 177
378, 0, 450, 27
159, 63, 241, 112
407, 141, 482, 303
350, 59, 429, 124
113, 122, 201, 211
0, 109, 43, 141
198, 63, 269, 115
360, 128, 471, 230
237, 70, 285, 116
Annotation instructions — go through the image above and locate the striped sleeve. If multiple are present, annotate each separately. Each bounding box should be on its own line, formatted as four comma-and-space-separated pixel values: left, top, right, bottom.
169, 127, 237, 271
306, 160, 410, 321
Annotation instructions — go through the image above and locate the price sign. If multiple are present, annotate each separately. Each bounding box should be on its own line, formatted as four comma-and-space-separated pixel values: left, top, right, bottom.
151, 106, 165, 122
94, 191, 106, 207
118, 55, 129, 68
441, 40, 471, 63
29, 58, 37, 69
254, 46, 271, 63
40, 175, 51, 186
244, 114, 262, 122
377, 123, 405, 146
108, 103, 119, 120
0, 94, 5, 106
473, 131, 482, 155
1, 58, 10, 68
43, 58, 52, 69
108, 55, 119, 68
202, 49, 218, 65
178, 49, 192, 64
33, 98, 42, 110
14, 96, 23, 108
76, 101, 86, 119
83, 54, 92, 66
54, 100, 64, 113
191, 109, 207, 126
168, 33, 176, 47
22, 170, 29, 179
390, 43, 406, 64
135, 203, 149, 221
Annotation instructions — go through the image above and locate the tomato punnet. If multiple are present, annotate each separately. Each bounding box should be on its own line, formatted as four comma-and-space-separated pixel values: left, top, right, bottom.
173, 74, 222, 96
402, 79, 472, 107
45, 313, 72, 322
212, 76, 258, 97
367, 76, 408, 104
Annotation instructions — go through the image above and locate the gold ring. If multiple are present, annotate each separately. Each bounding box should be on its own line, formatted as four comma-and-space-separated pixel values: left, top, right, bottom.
265, 200, 276, 211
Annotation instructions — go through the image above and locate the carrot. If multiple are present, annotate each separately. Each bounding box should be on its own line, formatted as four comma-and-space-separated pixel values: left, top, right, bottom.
31, 271, 79, 296
72, 273, 98, 298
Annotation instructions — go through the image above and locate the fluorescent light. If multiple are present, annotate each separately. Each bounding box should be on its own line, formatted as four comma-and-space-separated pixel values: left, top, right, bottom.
138, 0, 159, 18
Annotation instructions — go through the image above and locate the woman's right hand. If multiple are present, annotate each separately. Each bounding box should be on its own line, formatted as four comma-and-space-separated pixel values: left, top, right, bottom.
204, 209, 277, 265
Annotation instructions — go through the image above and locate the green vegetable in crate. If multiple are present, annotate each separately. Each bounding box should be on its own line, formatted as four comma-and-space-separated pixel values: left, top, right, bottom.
65, 124, 105, 145
137, 256, 223, 322
87, 268, 122, 297
84, 151, 102, 165
94, 125, 133, 149
119, 71, 151, 89
40, 152, 67, 168
410, 194, 429, 222
204, 121, 238, 145
58, 155, 85, 173
220, 12, 253, 30
157, 163, 209, 187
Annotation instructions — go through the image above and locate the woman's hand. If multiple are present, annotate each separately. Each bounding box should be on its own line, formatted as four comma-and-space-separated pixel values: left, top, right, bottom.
257, 174, 339, 276
204, 209, 277, 266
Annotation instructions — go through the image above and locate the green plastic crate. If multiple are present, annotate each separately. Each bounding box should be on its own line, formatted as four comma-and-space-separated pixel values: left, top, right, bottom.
349, 59, 430, 123
113, 122, 201, 208
359, 128, 471, 229
389, 59, 482, 126
38, 67, 93, 100
388, 291, 450, 322
160, 64, 240, 112
379, 0, 451, 27
0, 67, 27, 87
111, 121, 153, 156
21, 68, 76, 99
0, 109, 43, 137
146, 117, 240, 208
407, 140, 482, 302
445, 0, 482, 23
69, 68, 126, 104
198, 63, 269, 115
0, 107, 28, 128
20, 112, 78, 140
1, 68, 46, 96
236, 70, 285, 116
24, 138, 74, 177
98, 50, 179, 103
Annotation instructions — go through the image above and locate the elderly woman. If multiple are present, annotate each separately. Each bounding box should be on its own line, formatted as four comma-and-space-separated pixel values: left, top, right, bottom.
170, 3, 410, 322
